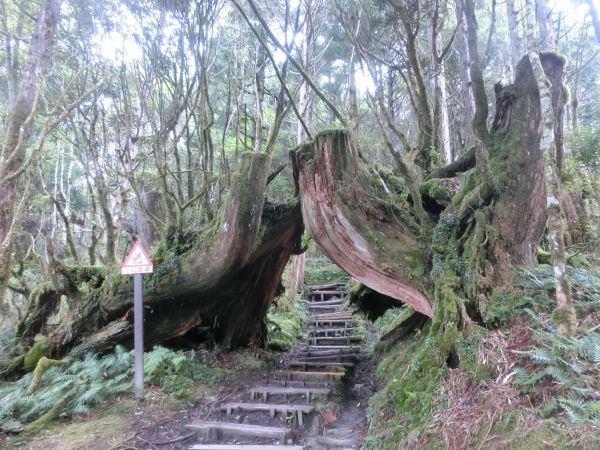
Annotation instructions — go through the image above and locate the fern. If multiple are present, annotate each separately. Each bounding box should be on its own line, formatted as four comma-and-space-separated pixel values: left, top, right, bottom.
513, 326, 600, 430
0, 345, 135, 426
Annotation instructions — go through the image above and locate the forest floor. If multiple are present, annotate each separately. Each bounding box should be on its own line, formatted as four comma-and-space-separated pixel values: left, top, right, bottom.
0, 351, 265, 449
0, 288, 376, 450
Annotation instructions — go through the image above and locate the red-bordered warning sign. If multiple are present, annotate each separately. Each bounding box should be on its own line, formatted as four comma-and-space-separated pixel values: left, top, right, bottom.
121, 241, 153, 275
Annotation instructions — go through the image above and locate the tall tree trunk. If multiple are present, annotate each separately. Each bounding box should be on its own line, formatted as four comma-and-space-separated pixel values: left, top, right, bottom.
526, 0, 576, 335
506, 0, 523, 74
0, 0, 62, 305
455, 0, 476, 150
535, 0, 554, 49
430, 6, 452, 163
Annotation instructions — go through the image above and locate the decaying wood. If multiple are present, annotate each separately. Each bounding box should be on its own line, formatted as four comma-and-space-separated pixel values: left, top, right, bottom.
291, 130, 433, 317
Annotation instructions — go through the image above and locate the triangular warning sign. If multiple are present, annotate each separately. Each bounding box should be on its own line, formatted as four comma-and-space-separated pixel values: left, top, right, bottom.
121, 241, 153, 275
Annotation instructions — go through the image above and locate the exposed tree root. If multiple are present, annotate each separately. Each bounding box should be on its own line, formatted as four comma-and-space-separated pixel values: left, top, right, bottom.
26, 356, 65, 395
24, 385, 78, 433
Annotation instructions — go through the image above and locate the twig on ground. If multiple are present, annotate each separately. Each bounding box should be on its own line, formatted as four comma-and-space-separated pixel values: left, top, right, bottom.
141, 433, 195, 446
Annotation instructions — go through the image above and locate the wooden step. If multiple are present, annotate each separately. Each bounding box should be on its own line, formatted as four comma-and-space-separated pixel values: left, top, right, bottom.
267, 379, 331, 388
299, 355, 356, 363
307, 305, 343, 311
309, 290, 345, 301
220, 402, 314, 426
304, 345, 361, 351
273, 370, 345, 380
310, 312, 352, 318
293, 349, 359, 358
310, 290, 345, 295
309, 315, 353, 321
190, 446, 304, 450
185, 421, 290, 443
308, 320, 356, 327
309, 283, 346, 291
308, 337, 362, 346
308, 327, 360, 336
308, 299, 343, 307
289, 361, 354, 369
250, 386, 331, 402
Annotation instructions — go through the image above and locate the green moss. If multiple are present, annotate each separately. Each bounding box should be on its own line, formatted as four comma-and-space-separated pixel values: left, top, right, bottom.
373, 305, 415, 337
551, 306, 576, 326
26, 357, 65, 395
23, 340, 50, 372
24, 385, 78, 433
431, 213, 456, 254
503, 424, 582, 450
451, 172, 477, 208
304, 256, 350, 286
267, 298, 306, 351
456, 325, 497, 382
5, 355, 25, 375
366, 319, 464, 449
421, 178, 452, 203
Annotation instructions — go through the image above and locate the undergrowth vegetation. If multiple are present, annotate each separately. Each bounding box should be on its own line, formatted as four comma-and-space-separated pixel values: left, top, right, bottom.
0, 345, 242, 433
267, 294, 307, 351
364, 265, 600, 449
303, 255, 350, 286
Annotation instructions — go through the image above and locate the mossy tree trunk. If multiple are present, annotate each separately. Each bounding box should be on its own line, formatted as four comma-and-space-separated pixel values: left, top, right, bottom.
0, 0, 62, 306
291, 51, 568, 350
8, 152, 303, 372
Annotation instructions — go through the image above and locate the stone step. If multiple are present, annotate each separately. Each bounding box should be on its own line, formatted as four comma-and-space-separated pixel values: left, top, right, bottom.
250, 386, 331, 402
185, 421, 290, 443
190, 446, 304, 450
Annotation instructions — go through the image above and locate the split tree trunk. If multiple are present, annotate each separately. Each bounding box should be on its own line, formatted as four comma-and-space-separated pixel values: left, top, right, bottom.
10, 151, 303, 371
291, 131, 433, 318
291, 53, 564, 330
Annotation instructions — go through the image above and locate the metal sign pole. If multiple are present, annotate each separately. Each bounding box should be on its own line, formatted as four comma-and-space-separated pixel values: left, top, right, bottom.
121, 240, 152, 399
134, 273, 144, 398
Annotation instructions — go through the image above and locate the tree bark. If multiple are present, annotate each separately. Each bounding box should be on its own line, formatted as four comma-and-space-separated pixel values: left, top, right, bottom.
8, 152, 304, 370
506, 0, 522, 74
529, 50, 576, 335
291, 131, 433, 317
430, 1, 452, 163
455, 0, 476, 149
291, 48, 556, 330
0, 0, 62, 305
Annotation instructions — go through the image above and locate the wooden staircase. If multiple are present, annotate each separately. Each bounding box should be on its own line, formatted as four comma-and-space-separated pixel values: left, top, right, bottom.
185, 281, 364, 449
